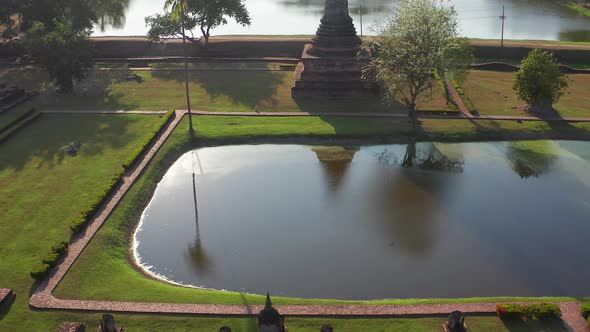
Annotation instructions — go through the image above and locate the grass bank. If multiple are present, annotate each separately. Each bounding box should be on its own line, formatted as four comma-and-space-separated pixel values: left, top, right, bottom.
10, 68, 450, 113
459, 70, 590, 118
1, 114, 585, 330
0, 113, 173, 330
55, 116, 590, 309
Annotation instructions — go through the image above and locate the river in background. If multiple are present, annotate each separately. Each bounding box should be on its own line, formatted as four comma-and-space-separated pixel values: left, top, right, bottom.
133, 141, 590, 300
93, 0, 590, 41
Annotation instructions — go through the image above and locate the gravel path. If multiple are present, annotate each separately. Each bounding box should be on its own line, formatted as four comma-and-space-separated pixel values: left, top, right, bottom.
40, 110, 167, 115
189, 109, 590, 122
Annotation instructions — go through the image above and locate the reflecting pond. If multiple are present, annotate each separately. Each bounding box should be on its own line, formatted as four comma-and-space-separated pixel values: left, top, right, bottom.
94, 0, 590, 42
133, 141, 590, 300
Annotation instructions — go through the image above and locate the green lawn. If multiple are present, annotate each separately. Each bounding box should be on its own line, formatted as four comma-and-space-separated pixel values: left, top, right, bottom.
0, 113, 166, 330
460, 70, 590, 117
10, 68, 451, 113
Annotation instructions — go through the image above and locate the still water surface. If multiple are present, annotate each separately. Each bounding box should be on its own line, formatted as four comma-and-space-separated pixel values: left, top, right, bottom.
95, 0, 590, 41
134, 142, 590, 300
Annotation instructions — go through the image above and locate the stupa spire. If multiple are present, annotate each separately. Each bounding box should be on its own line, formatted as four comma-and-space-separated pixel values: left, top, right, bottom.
310, 0, 361, 57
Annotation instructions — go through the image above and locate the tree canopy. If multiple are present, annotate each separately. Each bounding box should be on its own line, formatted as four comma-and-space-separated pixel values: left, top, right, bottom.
146, 0, 251, 45
513, 48, 569, 114
2, 0, 129, 92
27, 19, 93, 93
363, 0, 473, 128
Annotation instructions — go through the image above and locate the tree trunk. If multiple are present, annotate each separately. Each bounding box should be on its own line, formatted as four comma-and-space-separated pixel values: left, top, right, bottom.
527, 99, 555, 117
402, 143, 417, 168
181, 0, 194, 134
408, 104, 420, 134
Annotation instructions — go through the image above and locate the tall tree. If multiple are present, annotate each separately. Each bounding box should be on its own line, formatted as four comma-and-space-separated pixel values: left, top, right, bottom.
146, 0, 251, 46
16, 0, 129, 92
513, 49, 569, 115
27, 19, 93, 93
363, 0, 473, 130
158, 0, 195, 133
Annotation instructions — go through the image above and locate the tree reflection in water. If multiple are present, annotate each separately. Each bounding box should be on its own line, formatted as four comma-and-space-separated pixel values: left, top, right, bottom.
372, 143, 463, 255
506, 141, 556, 179
94, 0, 131, 31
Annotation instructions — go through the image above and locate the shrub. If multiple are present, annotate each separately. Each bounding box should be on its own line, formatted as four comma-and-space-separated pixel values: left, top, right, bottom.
496, 304, 524, 320
121, 109, 176, 170
30, 241, 69, 281
582, 302, 590, 319
30, 263, 51, 281
70, 173, 122, 234
513, 49, 569, 110
496, 303, 561, 320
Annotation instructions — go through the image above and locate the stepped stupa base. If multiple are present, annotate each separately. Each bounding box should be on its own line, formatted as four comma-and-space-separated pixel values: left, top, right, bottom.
291, 44, 371, 98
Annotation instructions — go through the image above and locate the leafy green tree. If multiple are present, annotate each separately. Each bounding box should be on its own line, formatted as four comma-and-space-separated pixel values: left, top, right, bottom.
27, 20, 93, 93
146, 0, 251, 45
363, 0, 473, 129
20, 0, 97, 32
513, 49, 569, 114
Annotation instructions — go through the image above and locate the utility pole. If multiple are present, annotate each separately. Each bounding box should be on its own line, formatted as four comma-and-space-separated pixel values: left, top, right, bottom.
499, 5, 507, 47
181, 0, 195, 134
359, 3, 363, 38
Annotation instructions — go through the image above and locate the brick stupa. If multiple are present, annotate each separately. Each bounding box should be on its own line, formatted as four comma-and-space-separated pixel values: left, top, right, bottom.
291, 0, 369, 98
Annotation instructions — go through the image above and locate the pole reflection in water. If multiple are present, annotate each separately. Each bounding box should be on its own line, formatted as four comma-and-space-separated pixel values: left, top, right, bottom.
188, 150, 210, 272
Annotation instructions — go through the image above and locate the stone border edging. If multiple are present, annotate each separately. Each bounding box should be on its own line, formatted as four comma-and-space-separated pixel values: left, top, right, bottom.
188, 109, 590, 123
27, 110, 590, 332
40, 110, 168, 115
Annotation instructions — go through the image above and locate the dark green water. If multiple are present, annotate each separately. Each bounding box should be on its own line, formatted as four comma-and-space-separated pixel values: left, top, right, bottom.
133, 141, 590, 300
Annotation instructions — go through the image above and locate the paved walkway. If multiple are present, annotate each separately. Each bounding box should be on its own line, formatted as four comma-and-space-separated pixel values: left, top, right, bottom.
28, 109, 590, 331
445, 80, 474, 118
40, 110, 167, 115
7, 67, 289, 72
188, 109, 590, 123
35, 108, 590, 122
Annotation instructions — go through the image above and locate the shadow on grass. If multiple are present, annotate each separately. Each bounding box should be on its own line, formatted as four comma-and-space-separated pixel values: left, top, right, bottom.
0, 294, 15, 321
293, 93, 401, 114
292, 94, 412, 138
501, 318, 569, 332
0, 114, 141, 171
10, 68, 141, 111
152, 68, 286, 109
239, 293, 259, 331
